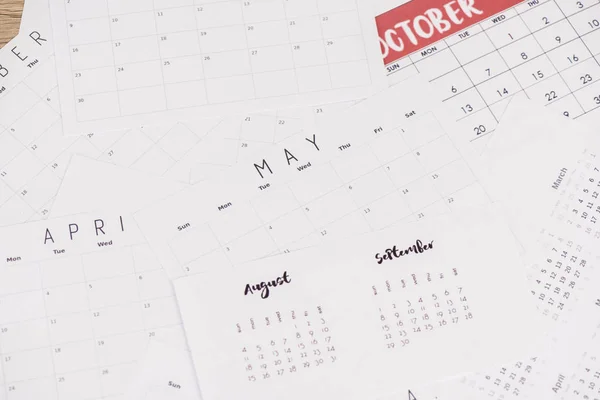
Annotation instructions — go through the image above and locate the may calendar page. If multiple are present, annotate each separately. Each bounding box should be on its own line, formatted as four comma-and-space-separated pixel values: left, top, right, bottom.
173, 211, 542, 400
133, 77, 495, 279
48, 0, 387, 136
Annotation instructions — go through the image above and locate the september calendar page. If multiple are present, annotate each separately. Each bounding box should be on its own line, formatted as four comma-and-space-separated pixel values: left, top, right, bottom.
173, 211, 542, 400
48, 0, 387, 136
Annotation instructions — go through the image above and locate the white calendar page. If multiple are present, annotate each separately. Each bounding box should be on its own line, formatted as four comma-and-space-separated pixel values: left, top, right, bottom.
1, 1, 362, 225
375, 0, 600, 151
400, 100, 600, 400
0, 211, 188, 400
48, 0, 386, 136
49, 156, 188, 217
125, 341, 201, 400
133, 77, 495, 280
551, 295, 600, 400
173, 211, 541, 400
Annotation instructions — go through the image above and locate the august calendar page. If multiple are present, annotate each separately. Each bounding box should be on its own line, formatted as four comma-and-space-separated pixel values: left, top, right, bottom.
173, 210, 542, 400
48, 0, 387, 136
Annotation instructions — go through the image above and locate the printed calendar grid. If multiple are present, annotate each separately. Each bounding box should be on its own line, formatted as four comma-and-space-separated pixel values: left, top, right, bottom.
0, 242, 184, 399
168, 111, 491, 275
61, 0, 374, 123
383, 0, 600, 142
0, 53, 317, 226
0, 61, 212, 225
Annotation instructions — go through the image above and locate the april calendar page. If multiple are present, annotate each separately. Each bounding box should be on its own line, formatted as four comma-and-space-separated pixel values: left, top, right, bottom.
375, 0, 600, 149
48, 0, 387, 136
125, 341, 202, 400
173, 211, 542, 400
0, 212, 186, 400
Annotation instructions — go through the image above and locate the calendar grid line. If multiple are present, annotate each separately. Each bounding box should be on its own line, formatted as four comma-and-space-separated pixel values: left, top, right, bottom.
281, 5, 301, 94
72, 61, 369, 96
395, 10, 598, 93
479, 22, 529, 102
192, 2, 209, 109
150, 0, 171, 116
441, 45, 599, 102
0, 293, 177, 347
78, 252, 108, 398
470, 128, 496, 143
351, 0, 374, 84
369, 130, 452, 221
67, 8, 347, 26
66, 21, 364, 48
58, 0, 377, 130
327, 158, 377, 229
177, 134, 473, 270
2, 321, 182, 383
124, 124, 206, 176
70, 79, 370, 123
514, 2, 587, 118
71, 40, 368, 72
386, 0, 595, 71
455, 72, 598, 124
104, 0, 122, 119
239, 3, 259, 100
442, 39, 499, 123
574, 102, 600, 118
38, 261, 62, 399
554, 2, 600, 67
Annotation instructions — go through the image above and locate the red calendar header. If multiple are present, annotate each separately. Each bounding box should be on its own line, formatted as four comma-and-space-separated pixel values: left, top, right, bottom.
376, 0, 523, 64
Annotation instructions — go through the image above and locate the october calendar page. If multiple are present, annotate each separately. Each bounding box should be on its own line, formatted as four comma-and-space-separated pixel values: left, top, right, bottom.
375, 0, 600, 145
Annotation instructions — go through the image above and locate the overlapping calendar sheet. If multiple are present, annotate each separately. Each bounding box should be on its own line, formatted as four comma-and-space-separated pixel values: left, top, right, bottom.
47, 0, 386, 135
3, 0, 600, 399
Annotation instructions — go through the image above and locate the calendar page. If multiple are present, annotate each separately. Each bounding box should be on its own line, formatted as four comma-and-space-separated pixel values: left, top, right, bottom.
1, 2, 363, 226
133, 76, 497, 280
125, 341, 201, 400
375, 0, 600, 151
49, 156, 188, 217
48, 0, 387, 136
478, 97, 600, 247
0, 211, 188, 400
395, 99, 600, 400
173, 211, 541, 400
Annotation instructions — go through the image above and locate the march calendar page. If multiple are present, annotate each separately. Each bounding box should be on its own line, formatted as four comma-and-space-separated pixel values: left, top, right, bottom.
173, 211, 542, 400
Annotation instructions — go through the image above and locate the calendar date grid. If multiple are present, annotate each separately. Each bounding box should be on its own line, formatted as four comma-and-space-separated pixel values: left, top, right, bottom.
0, 245, 181, 398
172, 114, 490, 275
387, 0, 600, 142
62, 0, 371, 122
236, 306, 338, 382
373, 270, 475, 350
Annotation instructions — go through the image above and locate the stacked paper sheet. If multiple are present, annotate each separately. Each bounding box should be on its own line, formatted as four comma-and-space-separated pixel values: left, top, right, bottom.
1, 0, 600, 399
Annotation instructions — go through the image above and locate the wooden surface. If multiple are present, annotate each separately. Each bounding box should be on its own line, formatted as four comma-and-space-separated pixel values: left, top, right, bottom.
0, 0, 24, 48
